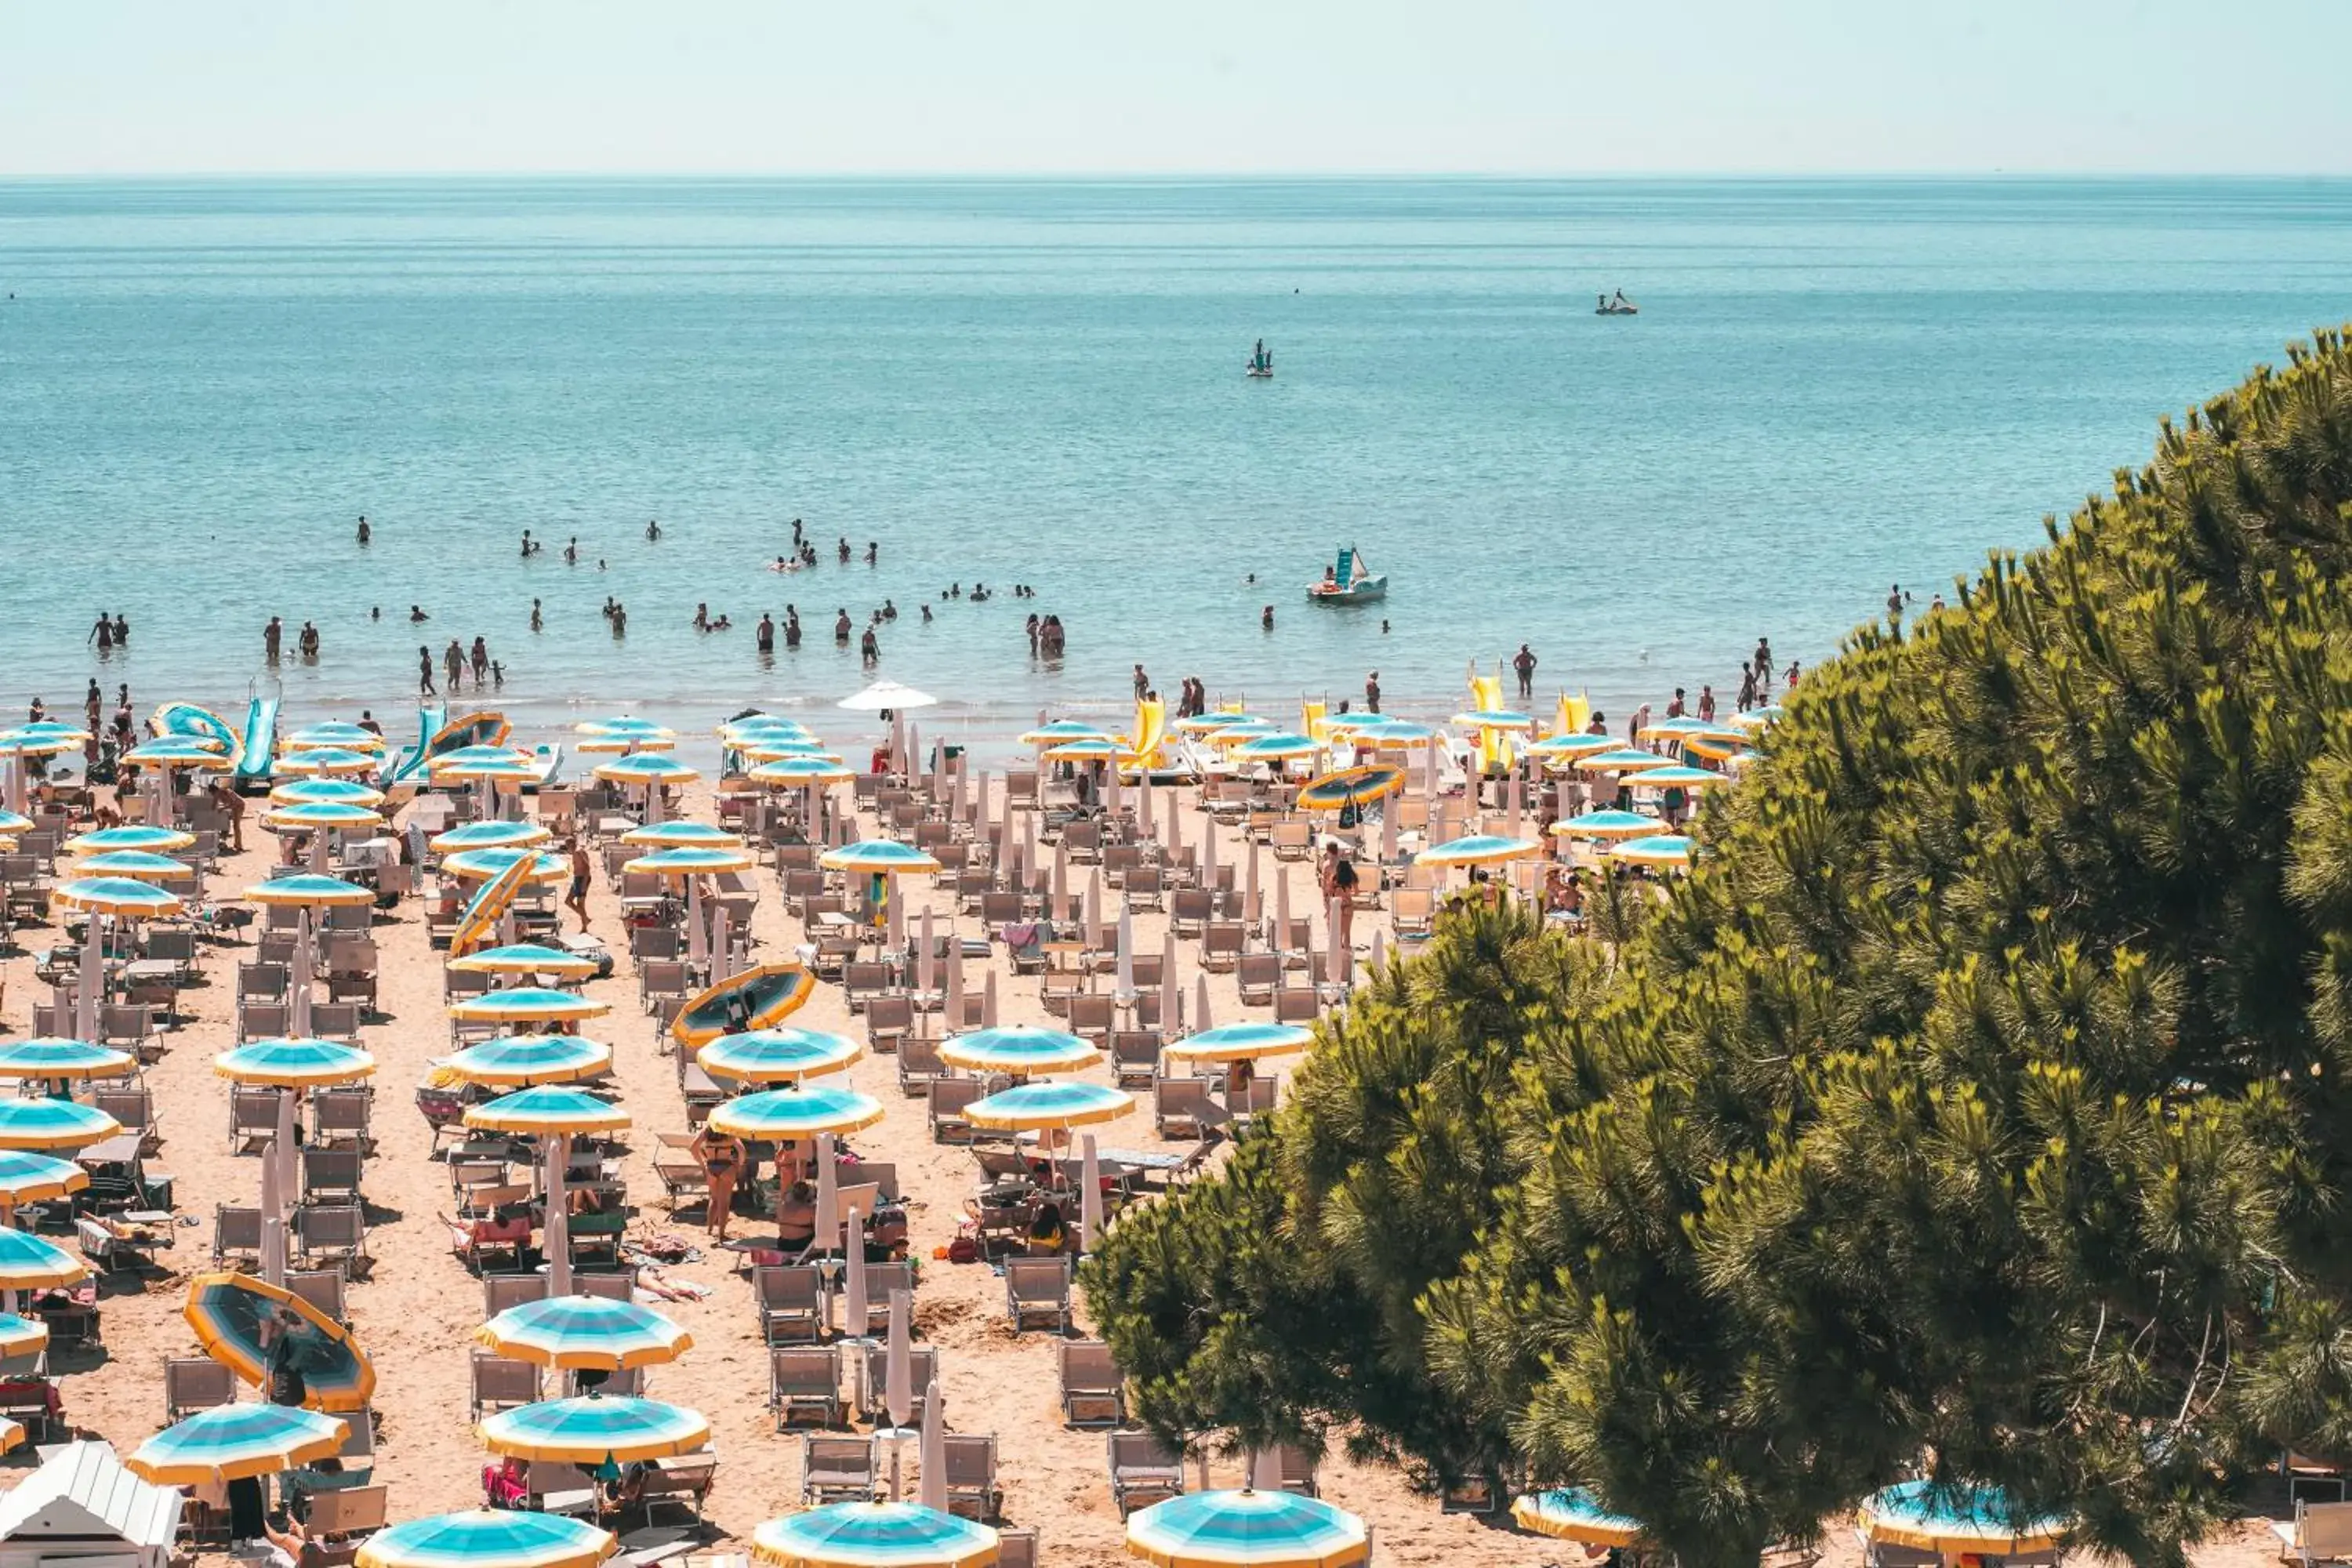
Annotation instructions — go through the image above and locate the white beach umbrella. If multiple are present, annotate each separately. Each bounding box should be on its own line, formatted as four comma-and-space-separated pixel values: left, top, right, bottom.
919, 1379, 949, 1512
1275, 868, 1292, 955
1369, 926, 1385, 976
945, 939, 965, 1029
918, 907, 936, 998
1116, 902, 1134, 1000
885, 1289, 915, 1432
260, 1105, 289, 1288
290, 910, 314, 1037
545, 1134, 572, 1296
1162, 924, 1178, 1022
75, 913, 102, 1044
1080, 1133, 1105, 1253
1194, 972, 1212, 1033
838, 679, 937, 714
1139, 776, 1154, 837
1246, 840, 1263, 925
952, 760, 967, 826
1507, 770, 1525, 840
842, 1221, 870, 1345
1087, 867, 1106, 951
1382, 786, 1400, 862
982, 969, 1000, 1029
710, 900, 731, 982
815, 1133, 839, 1255
1203, 813, 1218, 887
1051, 841, 1069, 924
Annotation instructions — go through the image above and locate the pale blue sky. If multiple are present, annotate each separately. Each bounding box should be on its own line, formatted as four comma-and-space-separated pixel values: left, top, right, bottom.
4, 0, 2347, 176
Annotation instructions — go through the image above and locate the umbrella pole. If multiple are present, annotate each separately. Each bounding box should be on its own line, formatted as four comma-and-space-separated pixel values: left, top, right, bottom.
546, 1134, 572, 1295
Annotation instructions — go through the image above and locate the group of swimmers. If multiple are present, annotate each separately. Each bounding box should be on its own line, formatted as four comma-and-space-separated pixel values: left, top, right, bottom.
769, 520, 878, 574
418, 637, 502, 696
261, 617, 322, 662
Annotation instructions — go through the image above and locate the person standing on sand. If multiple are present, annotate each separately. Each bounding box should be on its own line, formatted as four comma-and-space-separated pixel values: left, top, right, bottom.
565, 838, 592, 931
209, 779, 247, 852
1320, 839, 1359, 953
1513, 643, 1537, 700
691, 1127, 748, 1243
417, 647, 435, 695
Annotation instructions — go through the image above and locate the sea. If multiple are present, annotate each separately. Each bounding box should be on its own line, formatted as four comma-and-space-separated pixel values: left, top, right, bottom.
3, 176, 2348, 764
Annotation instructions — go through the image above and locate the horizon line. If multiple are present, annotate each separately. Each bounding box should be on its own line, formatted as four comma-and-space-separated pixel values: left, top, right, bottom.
5, 167, 2350, 184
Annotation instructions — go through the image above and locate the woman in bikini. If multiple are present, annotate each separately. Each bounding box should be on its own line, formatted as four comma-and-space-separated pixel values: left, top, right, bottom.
690, 1127, 747, 1242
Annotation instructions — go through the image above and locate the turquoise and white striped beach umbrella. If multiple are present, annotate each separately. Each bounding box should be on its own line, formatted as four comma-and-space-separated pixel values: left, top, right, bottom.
65, 824, 195, 855
0, 1097, 120, 1150
753, 1502, 999, 1568
1452, 710, 1538, 731
1525, 732, 1617, 760
125, 738, 230, 766
1626, 766, 1730, 789
1042, 737, 1127, 761
592, 754, 699, 786
53, 877, 183, 916
1610, 834, 1698, 869
75, 850, 194, 881
3, 721, 93, 750
442, 848, 568, 883
1349, 720, 1440, 747
447, 988, 610, 1026
819, 840, 941, 875
273, 778, 388, 807
1417, 834, 1544, 868
696, 1028, 862, 1086
477, 1295, 693, 1371
431, 821, 554, 853
578, 717, 674, 744
1550, 810, 1664, 841
463, 1086, 630, 1137
0, 1037, 136, 1080
1019, 720, 1112, 745
1232, 733, 1319, 760
478, 1395, 710, 1464
938, 1026, 1099, 1076
750, 757, 856, 786
448, 944, 600, 980
0, 1225, 93, 1290
1127, 1489, 1370, 1568
708, 1085, 885, 1141
723, 716, 814, 743
213, 1039, 377, 1087
1569, 748, 1675, 774
1510, 1487, 1644, 1546
276, 748, 381, 777
965, 1081, 1133, 1133
0, 1312, 50, 1356
0, 811, 32, 837
429, 746, 535, 774
245, 873, 376, 907
127, 1401, 346, 1484
618, 820, 740, 848
1165, 1022, 1314, 1064
625, 846, 755, 877
445, 1035, 614, 1087
286, 722, 387, 752
0, 1150, 91, 1206
1730, 703, 1784, 729
265, 800, 384, 830
1858, 1480, 2068, 1555
358, 1510, 615, 1568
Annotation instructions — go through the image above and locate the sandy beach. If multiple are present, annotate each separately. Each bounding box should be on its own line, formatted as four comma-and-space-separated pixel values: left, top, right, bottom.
0, 728, 2296, 1568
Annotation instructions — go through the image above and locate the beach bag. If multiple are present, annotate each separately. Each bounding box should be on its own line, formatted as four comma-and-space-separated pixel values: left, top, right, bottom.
946, 1221, 981, 1265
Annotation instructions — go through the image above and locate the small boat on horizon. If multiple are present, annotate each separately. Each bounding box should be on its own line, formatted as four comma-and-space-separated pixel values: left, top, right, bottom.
1246, 339, 1274, 378
1596, 289, 1639, 316
1308, 545, 1386, 605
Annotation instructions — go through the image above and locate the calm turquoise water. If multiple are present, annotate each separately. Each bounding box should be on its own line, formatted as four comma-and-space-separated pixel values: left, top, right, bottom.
3, 177, 2347, 758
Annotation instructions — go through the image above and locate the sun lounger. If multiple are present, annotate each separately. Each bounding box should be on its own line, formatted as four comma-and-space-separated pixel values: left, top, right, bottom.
1270, 1442, 1319, 1497
899, 1036, 946, 1096
1154, 1080, 1219, 1141
165, 1356, 236, 1418
1004, 1256, 1071, 1332
469, 1351, 541, 1419
768, 1346, 844, 1428
942, 1433, 1001, 1521
483, 1273, 549, 1316
527, 1461, 601, 1519
288, 1269, 347, 1323
294, 1203, 369, 1274
856, 1343, 939, 1422
1058, 1339, 1127, 1426
800, 1435, 880, 1504
653, 1133, 710, 1212
1108, 1430, 1186, 1516
212, 1205, 263, 1270
2275, 1502, 2352, 1568
631, 1454, 717, 1523
305, 1483, 387, 1545
753, 1264, 826, 1344
929, 1077, 981, 1142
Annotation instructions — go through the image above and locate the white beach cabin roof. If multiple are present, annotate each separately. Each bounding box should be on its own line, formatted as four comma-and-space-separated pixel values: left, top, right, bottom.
0, 1441, 181, 1568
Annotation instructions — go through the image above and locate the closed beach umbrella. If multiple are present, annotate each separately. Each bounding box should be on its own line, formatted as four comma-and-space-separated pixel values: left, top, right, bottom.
884, 1290, 913, 1433
939, 1025, 1098, 1077
0, 1227, 92, 1291
53, 877, 183, 918
357, 1510, 615, 1568
183, 1272, 376, 1411
1419, 834, 1544, 869
1167, 1022, 1313, 1065
0, 1098, 119, 1151
1509, 1488, 1645, 1547
1079, 1134, 1105, 1252
819, 840, 942, 876
431, 821, 552, 854
619, 820, 739, 849
919, 1379, 948, 1511
1857, 1482, 2068, 1557
285, 722, 386, 753
444, 848, 569, 884
697, 1028, 862, 1085
478, 1396, 710, 1464
451, 855, 537, 960
128, 1403, 347, 1484
273, 779, 388, 808
982, 969, 999, 1029
449, 943, 601, 981
76, 849, 194, 882
276, 748, 379, 778
1610, 833, 1698, 869
709, 1086, 884, 1142
670, 962, 818, 1049
1126, 1490, 1370, 1568
244, 873, 373, 908
463, 1087, 630, 1138
0, 1151, 89, 1208
965, 1081, 1133, 1133
445, 1035, 615, 1088
752, 1504, 997, 1568
64, 825, 194, 855
1295, 766, 1406, 813
214, 1039, 376, 1087
448, 988, 610, 1026
0, 1037, 135, 1081
477, 1294, 692, 1371
1551, 810, 1662, 841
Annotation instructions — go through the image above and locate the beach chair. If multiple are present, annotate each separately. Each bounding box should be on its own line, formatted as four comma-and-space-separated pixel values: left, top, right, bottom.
1271, 1443, 1319, 1497
768, 1346, 844, 1428
165, 1356, 236, 1418
653, 1133, 710, 1213
866, 995, 913, 1054
1155, 1079, 1218, 1140
484, 1272, 550, 1316
1391, 887, 1436, 946
1065, 992, 1114, 1051
311, 1087, 373, 1148
1004, 1256, 1072, 1332
1058, 1339, 1127, 1426
1108, 1431, 1187, 1516
942, 1434, 1001, 1521
1111, 1032, 1163, 1087
2275, 1504, 2352, 1568
99, 1004, 158, 1056
303, 1146, 365, 1203
310, 1002, 364, 1042
856, 1344, 939, 1422
841, 962, 891, 1013
305, 1483, 387, 1545
630, 1454, 716, 1524
293, 1203, 368, 1274
335, 1406, 378, 1473
898, 1036, 945, 1096
240, 999, 294, 1044
470, 1352, 541, 1420
996, 1529, 1039, 1568
527, 1462, 602, 1519
288, 1269, 348, 1323
1200, 920, 1246, 974
93, 1087, 158, 1156
839, 1261, 914, 1340
1235, 952, 1279, 1006
800, 1435, 880, 1504
928, 1077, 982, 1142
638, 960, 688, 1011
753, 1264, 826, 1344
1273, 986, 1320, 1025
212, 1205, 264, 1270
231, 1086, 285, 1151
143, 927, 198, 986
